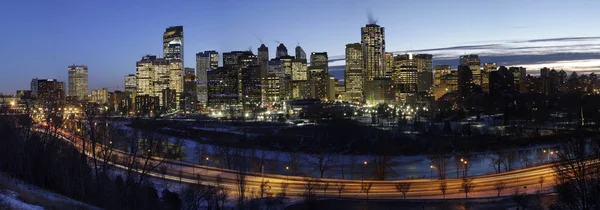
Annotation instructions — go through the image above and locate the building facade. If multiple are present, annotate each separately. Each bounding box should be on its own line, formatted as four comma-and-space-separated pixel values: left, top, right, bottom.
196, 51, 218, 105
91, 88, 108, 104
361, 24, 385, 81
460, 54, 481, 86
344, 43, 363, 103
68, 65, 88, 101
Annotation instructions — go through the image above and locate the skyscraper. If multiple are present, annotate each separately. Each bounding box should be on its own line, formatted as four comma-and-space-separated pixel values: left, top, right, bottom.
276, 43, 288, 58
309, 52, 328, 72
295, 45, 306, 60
361, 24, 385, 81
458, 65, 473, 98
345, 43, 363, 103
460, 54, 481, 86
68, 65, 88, 101
135, 55, 173, 108
163, 26, 184, 65
291, 59, 308, 81
182, 67, 198, 113
384, 53, 394, 78
482, 63, 497, 93
258, 44, 269, 77
196, 51, 218, 105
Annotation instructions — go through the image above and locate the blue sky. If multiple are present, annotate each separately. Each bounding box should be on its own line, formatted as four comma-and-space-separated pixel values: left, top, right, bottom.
1, 0, 599, 93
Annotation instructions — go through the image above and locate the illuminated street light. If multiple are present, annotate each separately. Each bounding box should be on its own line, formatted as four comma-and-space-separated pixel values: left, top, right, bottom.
430, 165, 435, 179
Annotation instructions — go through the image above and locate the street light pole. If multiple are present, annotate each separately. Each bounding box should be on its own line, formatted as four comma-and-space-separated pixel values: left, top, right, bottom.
430, 165, 433, 179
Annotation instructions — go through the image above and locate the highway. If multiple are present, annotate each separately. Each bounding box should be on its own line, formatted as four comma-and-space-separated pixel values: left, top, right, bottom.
41, 125, 557, 200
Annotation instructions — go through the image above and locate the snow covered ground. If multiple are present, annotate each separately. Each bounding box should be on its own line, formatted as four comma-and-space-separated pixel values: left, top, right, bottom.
0, 190, 44, 210
0, 173, 101, 210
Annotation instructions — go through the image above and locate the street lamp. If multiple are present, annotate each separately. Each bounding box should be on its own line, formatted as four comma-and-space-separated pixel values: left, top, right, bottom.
362, 161, 368, 182
461, 160, 468, 178
430, 165, 435, 179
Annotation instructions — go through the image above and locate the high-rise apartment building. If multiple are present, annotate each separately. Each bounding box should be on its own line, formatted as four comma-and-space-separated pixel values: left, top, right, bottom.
361, 24, 385, 81
276, 43, 288, 58
68, 65, 88, 101
196, 51, 218, 105
345, 43, 363, 103
460, 54, 481, 86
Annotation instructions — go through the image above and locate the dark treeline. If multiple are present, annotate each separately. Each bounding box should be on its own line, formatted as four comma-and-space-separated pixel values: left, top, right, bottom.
0, 115, 242, 210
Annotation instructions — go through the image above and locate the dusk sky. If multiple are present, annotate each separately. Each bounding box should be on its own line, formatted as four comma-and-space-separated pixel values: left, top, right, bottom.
1, 0, 600, 93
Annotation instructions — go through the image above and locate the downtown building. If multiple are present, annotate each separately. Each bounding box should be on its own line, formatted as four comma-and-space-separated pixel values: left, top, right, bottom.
308, 52, 330, 100
196, 51, 218, 106
344, 43, 363, 103
460, 54, 481, 86
67, 65, 88, 101
91, 88, 108, 104
135, 55, 181, 113
34, 78, 66, 110
163, 26, 184, 110
481, 63, 497, 93
361, 23, 394, 104
433, 66, 458, 100
182, 67, 198, 113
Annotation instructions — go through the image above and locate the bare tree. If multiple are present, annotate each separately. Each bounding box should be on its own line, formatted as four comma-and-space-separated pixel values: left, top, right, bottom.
307, 152, 336, 178
194, 144, 207, 165
494, 181, 506, 197
321, 182, 330, 197
178, 170, 183, 185
361, 182, 373, 199
336, 183, 346, 198
349, 154, 357, 179
461, 178, 475, 199
278, 182, 289, 200
213, 143, 237, 169
286, 150, 301, 176
439, 180, 447, 199
551, 137, 600, 209
428, 155, 448, 180
519, 150, 531, 168
504, 151, 517, 171
538, 175, 545, 193
236, 172, 247, 209
489, 152, 506, 173
181, 185, 208, 210
259, 180, 272, 199
302, 176, 319, 203
395, 182, 411, 199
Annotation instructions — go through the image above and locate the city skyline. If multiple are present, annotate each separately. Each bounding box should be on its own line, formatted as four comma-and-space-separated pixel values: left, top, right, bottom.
2, 0, 600, 93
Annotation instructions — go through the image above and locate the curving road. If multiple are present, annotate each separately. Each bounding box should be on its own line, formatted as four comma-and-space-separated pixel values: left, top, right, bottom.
42, 125, 557, 200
